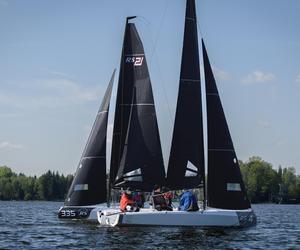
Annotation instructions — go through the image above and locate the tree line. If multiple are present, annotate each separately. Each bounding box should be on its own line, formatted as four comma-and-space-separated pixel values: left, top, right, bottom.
0, 166, 73, 201
0, 156, 300, 203
240, 157, 300, 203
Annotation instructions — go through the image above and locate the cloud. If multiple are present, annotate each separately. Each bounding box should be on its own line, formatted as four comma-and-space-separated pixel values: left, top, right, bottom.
213, 67, 231, 81
0, 77, 102, 110
41, 68, 76, 79
242, 70, 276, 85
42, 78, 100, 102
257, 120, 271, 128
0, 141, 23, 150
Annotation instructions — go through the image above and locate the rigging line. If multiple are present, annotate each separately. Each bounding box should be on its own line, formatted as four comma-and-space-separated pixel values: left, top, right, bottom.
196, 19, 204, 41
194, 1, 207, 210
195, 1, 204, 41
136, 0, 169, 63
136, 1, 173, 125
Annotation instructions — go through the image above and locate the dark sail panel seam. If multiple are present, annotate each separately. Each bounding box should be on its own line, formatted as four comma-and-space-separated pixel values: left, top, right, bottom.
120, 103, 154, 106
124, 174, 142, 178
124, 53, 145, 56
186, 168, 198, 173
180, 78, 200, 82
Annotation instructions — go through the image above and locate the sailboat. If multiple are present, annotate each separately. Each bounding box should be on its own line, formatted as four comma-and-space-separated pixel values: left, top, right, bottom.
58, 70, 115, 220
59, 0, 256, 227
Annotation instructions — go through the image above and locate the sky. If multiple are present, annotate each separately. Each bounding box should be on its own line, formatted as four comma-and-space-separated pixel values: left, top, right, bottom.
0, 0, 299, 176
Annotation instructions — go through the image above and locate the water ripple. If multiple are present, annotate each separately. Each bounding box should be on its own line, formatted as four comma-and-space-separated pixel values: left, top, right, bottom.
0, 202, 299, 249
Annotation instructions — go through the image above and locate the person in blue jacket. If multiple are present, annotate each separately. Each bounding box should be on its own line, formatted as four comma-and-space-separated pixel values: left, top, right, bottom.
178, 190, 199, 211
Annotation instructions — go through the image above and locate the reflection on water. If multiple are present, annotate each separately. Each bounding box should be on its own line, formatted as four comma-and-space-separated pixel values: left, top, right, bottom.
0, 201, 299, 249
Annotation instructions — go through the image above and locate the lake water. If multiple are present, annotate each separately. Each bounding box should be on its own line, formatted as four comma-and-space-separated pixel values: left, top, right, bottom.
0, 201, 299, 249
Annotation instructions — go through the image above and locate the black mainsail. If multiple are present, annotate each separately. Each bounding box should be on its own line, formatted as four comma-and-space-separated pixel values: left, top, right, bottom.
202, 40, 251, 210
166, 0, 205, 190
110, 17, 140, 185
111, 18, 165, 191
65, 70, 115, 206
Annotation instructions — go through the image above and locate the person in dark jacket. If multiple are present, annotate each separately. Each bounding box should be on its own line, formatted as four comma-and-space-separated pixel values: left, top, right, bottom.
132, 191, 145, 208
162, 187, 173, 208
178, 190, 199, 211
150, 185, 173, 211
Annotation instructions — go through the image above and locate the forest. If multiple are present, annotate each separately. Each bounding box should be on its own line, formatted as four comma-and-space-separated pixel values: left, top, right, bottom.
0, 166, 73, 201
240, 156, 300, 204
0, 156, 299, 203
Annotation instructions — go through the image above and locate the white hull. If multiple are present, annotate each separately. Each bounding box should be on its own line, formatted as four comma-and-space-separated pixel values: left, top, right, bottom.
98, 207, 256, 228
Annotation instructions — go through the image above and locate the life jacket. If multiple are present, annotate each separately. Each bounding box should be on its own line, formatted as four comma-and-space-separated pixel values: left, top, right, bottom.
120, 193, 135, 212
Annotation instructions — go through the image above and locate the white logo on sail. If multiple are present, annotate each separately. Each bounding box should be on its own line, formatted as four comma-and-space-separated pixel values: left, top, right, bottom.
74, 184, 89, 191
125, 56, 144, 66
227, 183, 241, 191
185, 161, 198, 177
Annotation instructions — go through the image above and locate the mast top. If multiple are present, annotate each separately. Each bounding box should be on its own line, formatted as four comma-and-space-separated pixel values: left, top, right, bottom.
126, 16, 137, 23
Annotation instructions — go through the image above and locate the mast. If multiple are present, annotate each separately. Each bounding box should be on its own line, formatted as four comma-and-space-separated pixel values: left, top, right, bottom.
109, 17, 138, 195
202, 39, 251, 210
166, 0, 205, 192
110, 17, 165, 192
65, 70, 115, 206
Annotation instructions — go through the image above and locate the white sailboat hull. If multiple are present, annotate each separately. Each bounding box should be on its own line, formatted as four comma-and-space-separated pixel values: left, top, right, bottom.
98, 207, 256, 227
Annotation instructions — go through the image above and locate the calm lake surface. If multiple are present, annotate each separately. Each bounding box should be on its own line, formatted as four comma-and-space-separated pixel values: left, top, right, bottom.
0, 202, 299, 249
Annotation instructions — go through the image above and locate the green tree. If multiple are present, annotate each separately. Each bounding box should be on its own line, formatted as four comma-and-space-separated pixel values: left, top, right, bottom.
240, 157, 279, 203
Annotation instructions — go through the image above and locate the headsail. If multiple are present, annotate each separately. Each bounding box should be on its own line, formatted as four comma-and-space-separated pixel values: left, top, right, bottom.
65, 70, 115, 206
111, 18, 165, 191
110, 17, 144, 185
202, 40, 251, 210
166, 0, 205, 190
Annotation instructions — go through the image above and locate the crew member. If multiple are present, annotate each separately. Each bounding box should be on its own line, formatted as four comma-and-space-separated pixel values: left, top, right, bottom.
150, 185, 173, 211
178, 190, 199, 211
120, 188, 139, 212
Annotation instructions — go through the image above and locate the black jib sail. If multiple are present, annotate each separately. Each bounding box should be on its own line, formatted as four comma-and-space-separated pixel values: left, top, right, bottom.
202, 40, 251, 210
65, 70, 115, 206
166, 0, 205, 190
110, 17, 140, 185
111, 18, 165, 191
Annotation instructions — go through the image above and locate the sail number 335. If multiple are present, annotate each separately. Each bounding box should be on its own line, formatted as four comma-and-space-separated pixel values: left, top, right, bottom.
60, 210, 76, 217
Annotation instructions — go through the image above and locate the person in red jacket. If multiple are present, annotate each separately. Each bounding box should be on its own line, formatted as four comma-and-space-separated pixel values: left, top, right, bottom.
120, 188, 139, 212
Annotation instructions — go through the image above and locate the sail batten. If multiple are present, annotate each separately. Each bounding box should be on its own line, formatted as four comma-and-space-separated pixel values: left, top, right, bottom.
202, 39, 251, 210
166, 0, 205, 190
111, 21, 165, 191
65, 70, 115, 206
